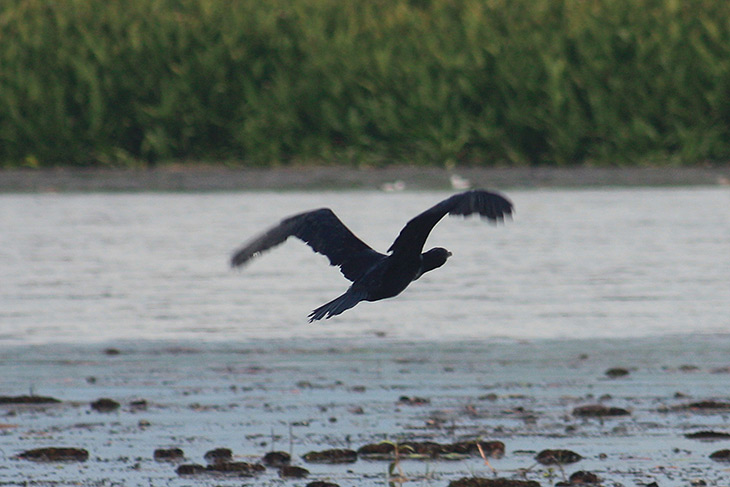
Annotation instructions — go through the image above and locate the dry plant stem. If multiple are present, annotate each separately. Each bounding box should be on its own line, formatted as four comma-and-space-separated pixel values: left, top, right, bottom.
477, 442, 498, 475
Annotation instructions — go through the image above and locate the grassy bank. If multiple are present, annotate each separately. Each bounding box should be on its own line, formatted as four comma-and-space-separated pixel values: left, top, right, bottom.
1, 0, 729, 167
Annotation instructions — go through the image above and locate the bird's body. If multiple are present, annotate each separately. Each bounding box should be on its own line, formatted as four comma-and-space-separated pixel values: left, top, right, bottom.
231, 190, 513, 321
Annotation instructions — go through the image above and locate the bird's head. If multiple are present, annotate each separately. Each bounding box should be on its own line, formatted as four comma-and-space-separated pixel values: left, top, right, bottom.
421, 247, 452, 275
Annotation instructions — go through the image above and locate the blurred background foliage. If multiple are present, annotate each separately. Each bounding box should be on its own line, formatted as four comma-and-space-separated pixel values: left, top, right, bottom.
1, 0, 729, 167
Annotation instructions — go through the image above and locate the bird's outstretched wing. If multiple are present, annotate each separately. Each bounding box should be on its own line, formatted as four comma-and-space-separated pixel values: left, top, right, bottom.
388, 189, 513, 255
231, 208, 386, 282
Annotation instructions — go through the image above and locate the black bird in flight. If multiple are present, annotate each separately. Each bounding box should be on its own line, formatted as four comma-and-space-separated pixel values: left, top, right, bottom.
231, 189, 513, 322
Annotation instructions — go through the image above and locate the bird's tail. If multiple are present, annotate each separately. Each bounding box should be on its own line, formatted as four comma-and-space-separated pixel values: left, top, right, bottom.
308, 289, 366, 323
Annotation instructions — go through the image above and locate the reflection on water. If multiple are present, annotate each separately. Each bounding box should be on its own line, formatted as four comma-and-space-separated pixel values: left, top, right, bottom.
1, 188, 728, 344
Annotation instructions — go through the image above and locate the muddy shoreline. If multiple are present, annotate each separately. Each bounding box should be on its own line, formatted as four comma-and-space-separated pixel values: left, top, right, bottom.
2, 165, 729, 192
2, 335, 730, 486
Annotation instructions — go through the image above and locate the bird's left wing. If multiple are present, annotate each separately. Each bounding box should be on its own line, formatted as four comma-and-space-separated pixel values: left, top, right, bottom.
231, 208, 385, 282
388, 189, 513, 255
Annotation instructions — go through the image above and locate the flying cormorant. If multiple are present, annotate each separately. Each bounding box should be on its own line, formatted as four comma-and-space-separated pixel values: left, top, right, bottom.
231, 189, 513, 322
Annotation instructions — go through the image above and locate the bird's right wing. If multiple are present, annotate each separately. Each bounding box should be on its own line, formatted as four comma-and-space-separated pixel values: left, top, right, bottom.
388, 189, 513, 255
231, 208, 385, 282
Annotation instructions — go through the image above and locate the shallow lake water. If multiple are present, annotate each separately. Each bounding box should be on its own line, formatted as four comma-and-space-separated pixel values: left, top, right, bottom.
1, 188, 728, 344
2, 187, 730, 486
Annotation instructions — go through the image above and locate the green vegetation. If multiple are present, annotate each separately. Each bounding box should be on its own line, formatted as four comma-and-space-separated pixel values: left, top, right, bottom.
1, 0, 729, 167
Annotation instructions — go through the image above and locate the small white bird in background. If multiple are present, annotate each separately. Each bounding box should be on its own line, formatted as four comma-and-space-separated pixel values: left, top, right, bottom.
450, 174, 471, 190
380, 180, 406, 192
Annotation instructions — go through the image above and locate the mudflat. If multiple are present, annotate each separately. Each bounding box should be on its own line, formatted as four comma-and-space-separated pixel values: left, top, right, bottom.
2, 336, 730, 486
1, 165, 729, 192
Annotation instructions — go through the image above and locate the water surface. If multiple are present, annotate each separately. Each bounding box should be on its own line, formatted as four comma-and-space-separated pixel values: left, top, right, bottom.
1, 188, 728, 344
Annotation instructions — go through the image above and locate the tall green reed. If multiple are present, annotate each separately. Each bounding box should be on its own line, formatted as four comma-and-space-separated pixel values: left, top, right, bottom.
1, 0, 728, 167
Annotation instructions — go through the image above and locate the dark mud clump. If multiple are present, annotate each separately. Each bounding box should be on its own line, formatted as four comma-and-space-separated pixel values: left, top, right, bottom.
535, 449, 583, 465
357, 440, 505, 460
678, 364, 700, 372
209, 461, 265, 475
129, 399, 148, 411
685, 431, 730, 440
450, 440, 506, 458
302, 448, 358, 464
674, 400, 730, 412
306, 482, 340, 487
90, 398, 120, 412
279, 465, 309, 478
569, 470, 601, 484
204, 447, 233, 464
176, 464, 207, 475
357, 442, 399, 459
358, 441, 442, 459
0, 395, 61, 405
263, 450, 291, 467
572, 404, 631, 417
449, 477, 541, 487
605, 367, 630, 378
176, 447, 264, 477
176, 461, 265, 477
154, 448, 184, 462
709, 450, 730, 462
397, 395, 430, 406
556, 471, 602, 485
18, 447, 89, 462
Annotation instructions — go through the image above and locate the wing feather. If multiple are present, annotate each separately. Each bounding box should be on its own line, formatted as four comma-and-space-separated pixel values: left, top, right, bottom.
388, 190, 513, 255
231, 208, 385, 282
